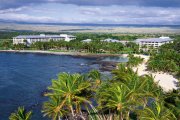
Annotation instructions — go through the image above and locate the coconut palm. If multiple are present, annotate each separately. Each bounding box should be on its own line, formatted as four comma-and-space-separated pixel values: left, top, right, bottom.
88, 70, 102, 89
112, 64, 163, 109
9, 107, 32, 120
112, 64, 135, 82
96, 82, 134, 120
42, 72, 92, 120
138, 101, 176, 120
163, 90, 180, 119
127, 54, 144, 67
133, 75, 164, 109
42, 96, 67, 120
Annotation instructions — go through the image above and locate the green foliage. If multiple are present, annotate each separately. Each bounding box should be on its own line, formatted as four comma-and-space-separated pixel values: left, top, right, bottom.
0, 32, 145, 53
4, 33, 180, 120
137, 101, 176, 120
127, 54, 144, 67
125, 42, 139, 53
9, 107, 32, 120
96, 82, 133, 119
147, 50, 180, 73
0, 40, 13, 49
147, 39, 180, 73
74, 33, 139, 41
42, 73, 92, 120
97, 64, 163, 119
164, 90, 180, 119
30, 40, 125, 53
6, 63, 175, 120
160, 39, 180, 53
13, 44, 27, 50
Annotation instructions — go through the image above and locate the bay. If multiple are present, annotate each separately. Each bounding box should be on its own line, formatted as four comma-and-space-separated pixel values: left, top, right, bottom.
0, 52, 127, 120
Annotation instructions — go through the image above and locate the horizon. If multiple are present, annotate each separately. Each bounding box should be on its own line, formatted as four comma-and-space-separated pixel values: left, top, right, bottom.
2, 21, 180, 26
0, 0, 180, 25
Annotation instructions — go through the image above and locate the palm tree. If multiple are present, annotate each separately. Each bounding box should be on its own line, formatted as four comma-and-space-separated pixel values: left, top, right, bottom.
137, 75, 163, 107
42, 96, 67, 120
112, 64, 135, 82
9, 106, 32, 120
163, 90, 180, 119
138, 101, 176, 120
42, 72, 92, 120
88, 70, 102, 89
96, 82, 134, 120
112, 64, 163, 111
126, 54, 144, 67
2, 40, 11, 49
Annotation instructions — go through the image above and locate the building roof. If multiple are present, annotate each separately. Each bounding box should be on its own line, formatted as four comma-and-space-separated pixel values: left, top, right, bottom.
14, 34, 75, 39
60, 34, 76, 38
82, 39, 92, 42
67, 35, 76, 38
136, 37, 173, 43
118, 41, 129, 45
101, 38, 120, 42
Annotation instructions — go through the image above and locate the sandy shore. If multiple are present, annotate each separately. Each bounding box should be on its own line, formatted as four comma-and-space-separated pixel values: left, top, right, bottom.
133, 54, 178, 92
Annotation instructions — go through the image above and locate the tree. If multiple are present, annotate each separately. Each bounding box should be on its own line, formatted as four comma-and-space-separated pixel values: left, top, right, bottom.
96, 82, 134, 120
147, 50, 180, 73
138, 101, 176, 120
163, 90, 180, 119
9, 107, 32, 120
2, 40, 12, 49
127, 54, 144, 67
42, 73, 92, 120
112, 64, 163, 108
42, 96, 67, 120
88, 70, 102, 89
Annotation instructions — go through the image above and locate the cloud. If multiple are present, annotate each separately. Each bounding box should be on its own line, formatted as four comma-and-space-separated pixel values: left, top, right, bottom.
0, 1, 180, 25
0, 13, 58, 23
0, 7, 27, 14
77, 6, 180, 24
0, 0, 180, 10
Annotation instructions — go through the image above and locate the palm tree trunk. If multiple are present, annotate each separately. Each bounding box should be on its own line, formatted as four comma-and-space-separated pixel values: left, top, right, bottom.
120, 112, 123, 120
109, 113, 113, 120
126, 111, 130, 120
79, 110, 86, 120
143, 98, 147, 108
70, 105, 75, 117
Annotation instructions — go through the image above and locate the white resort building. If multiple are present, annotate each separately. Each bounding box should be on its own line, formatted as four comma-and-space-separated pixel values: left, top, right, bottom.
82, 39, 92, 43
101, 39, 129, 45
101, 38, 120, 43
13, 34, 76, 45
136, 37, 173, 51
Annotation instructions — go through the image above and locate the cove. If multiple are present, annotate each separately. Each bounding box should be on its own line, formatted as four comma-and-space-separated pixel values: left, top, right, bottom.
0, 52, 128, 120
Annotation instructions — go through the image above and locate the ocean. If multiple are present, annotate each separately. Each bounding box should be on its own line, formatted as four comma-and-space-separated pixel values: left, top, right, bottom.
0, 52, 128, 120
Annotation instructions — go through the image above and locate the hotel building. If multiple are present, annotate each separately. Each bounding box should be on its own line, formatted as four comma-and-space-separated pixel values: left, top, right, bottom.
136, 37, 173, 51
13, 34, 76, 46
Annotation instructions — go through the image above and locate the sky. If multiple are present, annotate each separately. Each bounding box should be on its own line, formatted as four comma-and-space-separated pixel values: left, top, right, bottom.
0, 0, 180, 25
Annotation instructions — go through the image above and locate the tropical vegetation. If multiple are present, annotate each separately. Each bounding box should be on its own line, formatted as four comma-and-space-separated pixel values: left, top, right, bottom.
147, 39, 180, 74
9, 107, 32, 120
126, 54, 144, 67
10, 63, 180, 120
3, 33, 179, 119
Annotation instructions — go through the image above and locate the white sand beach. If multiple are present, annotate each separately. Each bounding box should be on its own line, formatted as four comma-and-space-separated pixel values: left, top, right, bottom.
133, 54, 178, 92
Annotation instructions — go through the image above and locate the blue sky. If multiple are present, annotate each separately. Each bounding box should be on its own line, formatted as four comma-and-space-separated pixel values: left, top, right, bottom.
0, 0, 180, 25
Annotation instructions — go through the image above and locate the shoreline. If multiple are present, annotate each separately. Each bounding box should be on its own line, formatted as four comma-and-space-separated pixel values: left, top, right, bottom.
0, 50, 128, 58
132, 54, 178, 92
1, 50, 178, 91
